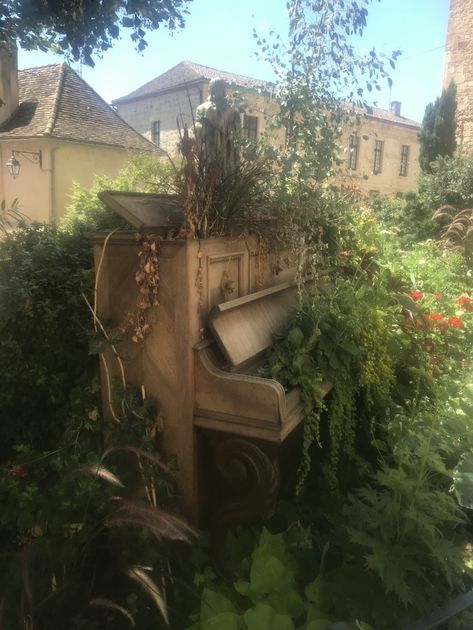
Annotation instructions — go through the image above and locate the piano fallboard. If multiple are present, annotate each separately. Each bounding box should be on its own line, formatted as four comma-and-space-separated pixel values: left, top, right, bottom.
194, 339, 304, 442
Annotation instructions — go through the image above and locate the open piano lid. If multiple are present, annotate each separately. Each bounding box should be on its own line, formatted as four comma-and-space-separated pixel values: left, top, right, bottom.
208, 282, 298, 369
98, 191, 185, 231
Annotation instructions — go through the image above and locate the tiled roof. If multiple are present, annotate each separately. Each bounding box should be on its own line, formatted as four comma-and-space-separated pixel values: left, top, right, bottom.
0, 63, 160, 152
114, 60, 269, 104
115, 60, 421, 130
365, 106, 420, 129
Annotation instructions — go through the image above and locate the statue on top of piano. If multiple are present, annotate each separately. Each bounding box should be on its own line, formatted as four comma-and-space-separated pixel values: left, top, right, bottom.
195, 78, 241, 176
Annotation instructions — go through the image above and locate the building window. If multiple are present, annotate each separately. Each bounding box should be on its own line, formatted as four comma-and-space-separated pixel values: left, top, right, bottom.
243, 115, 258, 141
348, 134, 359, 170
151, 120, 160, 146
373, 139, 384, 174
400, 144, 409, 176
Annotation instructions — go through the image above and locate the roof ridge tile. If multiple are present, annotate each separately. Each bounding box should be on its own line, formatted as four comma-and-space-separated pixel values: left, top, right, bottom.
44, 62, 66, 136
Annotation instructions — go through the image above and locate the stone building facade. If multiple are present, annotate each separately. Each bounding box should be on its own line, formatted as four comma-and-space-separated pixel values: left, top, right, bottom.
115, 60, 421, 196
443, 0, 473, 153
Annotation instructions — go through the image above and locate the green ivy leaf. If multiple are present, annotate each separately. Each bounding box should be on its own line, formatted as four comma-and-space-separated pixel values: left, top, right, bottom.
200, 589, 237, 622
243, 603, 294, 630
234, 581, 250, 596
202, 611, 242, 630
268, 588, 304, 617
250, 554, 288, 593
306, 620, 331, 630
305, 576, 331, 610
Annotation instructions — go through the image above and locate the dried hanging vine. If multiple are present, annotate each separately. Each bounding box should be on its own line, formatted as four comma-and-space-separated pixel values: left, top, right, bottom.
124, 233, 161, 343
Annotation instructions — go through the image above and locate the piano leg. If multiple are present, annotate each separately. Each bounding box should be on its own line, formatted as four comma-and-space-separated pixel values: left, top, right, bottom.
202, 433, 281, 528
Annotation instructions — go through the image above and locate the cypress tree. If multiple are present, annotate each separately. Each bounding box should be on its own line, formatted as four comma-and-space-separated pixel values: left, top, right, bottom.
419, 81, 457, 172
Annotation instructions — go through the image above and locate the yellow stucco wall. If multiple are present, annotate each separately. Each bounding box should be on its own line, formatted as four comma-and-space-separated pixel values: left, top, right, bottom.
0, 140, 52, 223
0, 139, 131, 224
53, 142, 128, 220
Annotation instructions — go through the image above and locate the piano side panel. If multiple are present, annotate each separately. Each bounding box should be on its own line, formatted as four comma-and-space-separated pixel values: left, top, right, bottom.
194, 345, 288, 440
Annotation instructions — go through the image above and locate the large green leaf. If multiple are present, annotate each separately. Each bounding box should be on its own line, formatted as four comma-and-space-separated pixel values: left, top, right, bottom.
243, 603, 294, 630
306, 621, 331, 630
200, 589, 237, 623
250, 554, 288, 593
202, 612, 242, 630
268, 588, 304, 617
305, 576, 332, 612
453, 452, 473, 509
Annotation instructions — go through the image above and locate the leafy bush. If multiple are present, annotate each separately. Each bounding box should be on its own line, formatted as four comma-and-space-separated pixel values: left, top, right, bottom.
419, 154, 473, 211
190, 527, 373, 630
0, 436, 192, 628
60, 152, 177, 235
330, 404, 468, 626
370, 192, 438, 247
0, 224, 95, 460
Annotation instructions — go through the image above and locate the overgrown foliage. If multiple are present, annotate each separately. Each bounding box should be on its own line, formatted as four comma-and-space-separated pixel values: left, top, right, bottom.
0, 224, 95, 460
61, 152, 177, 235
256, 0, 400, 187
0, 0, 192, 66
419, 81, 457, 173
419, 153, 473, 211
0, 219, 194, 629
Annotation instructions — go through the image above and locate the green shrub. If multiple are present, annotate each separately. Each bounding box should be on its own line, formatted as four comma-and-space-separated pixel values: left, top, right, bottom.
419, 154, 473, 211
329, 403, 468, 626
370, 192, 438, 246
60, 152, 178, 235
0, 223, 95, 460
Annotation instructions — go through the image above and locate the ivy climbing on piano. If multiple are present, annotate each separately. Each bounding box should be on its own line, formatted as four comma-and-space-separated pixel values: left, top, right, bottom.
262, 276, 402, 493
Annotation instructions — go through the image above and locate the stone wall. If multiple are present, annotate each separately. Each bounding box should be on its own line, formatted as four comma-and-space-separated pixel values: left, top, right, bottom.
443, 0, 473, 153
116, 85, 202, 155
336, 117, 421, 196
117, 83, 420, 196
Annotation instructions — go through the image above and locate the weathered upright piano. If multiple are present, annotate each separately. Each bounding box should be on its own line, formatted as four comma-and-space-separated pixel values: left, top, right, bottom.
91, 192, 323, 525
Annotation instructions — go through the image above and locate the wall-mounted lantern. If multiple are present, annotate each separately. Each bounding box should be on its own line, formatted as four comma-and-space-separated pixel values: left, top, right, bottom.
6, 149, 42, 178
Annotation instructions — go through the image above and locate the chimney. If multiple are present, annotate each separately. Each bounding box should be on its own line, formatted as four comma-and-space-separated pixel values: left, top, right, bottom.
390, 100, 401, 117
0, 45, 18, 126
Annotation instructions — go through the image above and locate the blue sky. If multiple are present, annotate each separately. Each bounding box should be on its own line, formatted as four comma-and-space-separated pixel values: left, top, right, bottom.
18, 0, 450, 123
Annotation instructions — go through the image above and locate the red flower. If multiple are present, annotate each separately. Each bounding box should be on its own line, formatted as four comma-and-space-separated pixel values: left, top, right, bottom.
448, 316, 465, 329
409, 290, 423, 301
457, 295, 473, 311
431, 313, 444, 321
8, 465, 28, 478
434, 292, 442, 300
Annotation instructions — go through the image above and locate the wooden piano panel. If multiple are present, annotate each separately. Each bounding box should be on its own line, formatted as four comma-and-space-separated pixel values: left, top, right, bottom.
209, 282, 298, 368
